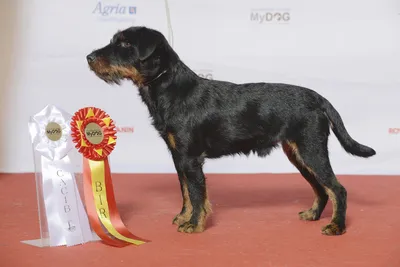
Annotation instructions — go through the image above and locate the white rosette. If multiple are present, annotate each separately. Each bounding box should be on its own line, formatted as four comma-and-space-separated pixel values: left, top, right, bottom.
27, 105, 93, 247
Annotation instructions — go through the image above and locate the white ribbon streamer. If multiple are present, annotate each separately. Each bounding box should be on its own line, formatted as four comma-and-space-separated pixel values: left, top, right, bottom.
28, 105, 93, 247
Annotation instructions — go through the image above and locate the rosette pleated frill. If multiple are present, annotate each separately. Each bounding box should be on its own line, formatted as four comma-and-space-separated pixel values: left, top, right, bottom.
28, 105, 93, 247
70, 107, 149, 247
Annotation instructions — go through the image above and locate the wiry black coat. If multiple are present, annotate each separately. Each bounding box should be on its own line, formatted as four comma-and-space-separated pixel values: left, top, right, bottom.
87, 26, 375, 236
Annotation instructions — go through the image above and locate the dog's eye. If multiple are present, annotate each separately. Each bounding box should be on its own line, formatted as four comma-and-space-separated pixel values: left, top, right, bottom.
120, 42, 131, 48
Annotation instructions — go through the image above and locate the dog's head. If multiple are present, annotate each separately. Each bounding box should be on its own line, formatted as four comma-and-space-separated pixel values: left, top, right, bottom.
86, 26, 176, 86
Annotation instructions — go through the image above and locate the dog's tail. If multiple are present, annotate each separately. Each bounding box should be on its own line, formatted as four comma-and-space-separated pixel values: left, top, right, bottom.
320, 97, 376, 158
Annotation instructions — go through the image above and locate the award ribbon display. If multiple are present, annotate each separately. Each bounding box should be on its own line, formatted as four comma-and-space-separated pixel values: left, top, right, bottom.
70, 107, 149, 247
28, 105, 93, 247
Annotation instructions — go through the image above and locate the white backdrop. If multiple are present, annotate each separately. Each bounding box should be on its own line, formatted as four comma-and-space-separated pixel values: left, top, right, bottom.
0, 0, 399, 174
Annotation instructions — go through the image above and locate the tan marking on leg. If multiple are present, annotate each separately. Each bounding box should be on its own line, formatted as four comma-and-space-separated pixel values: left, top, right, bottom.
195, 188, 212, 232
321, 223, 342, 235
283, 141, 319, 195
311, 198, 320, 210
285, 142, 316, 177
325, 187, 338, 220
299, 198, 322, 220
173, 178, 193, 225
167, 132, 176, 149
321, 186, 346, 235
177, 186, 212, 233
283, 141, 325, 221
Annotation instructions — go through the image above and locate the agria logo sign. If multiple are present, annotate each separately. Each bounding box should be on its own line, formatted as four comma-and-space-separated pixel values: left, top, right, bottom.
92, 1, 137, 21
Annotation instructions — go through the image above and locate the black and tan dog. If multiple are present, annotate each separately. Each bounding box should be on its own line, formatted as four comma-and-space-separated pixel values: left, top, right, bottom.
86, 26, 376, 236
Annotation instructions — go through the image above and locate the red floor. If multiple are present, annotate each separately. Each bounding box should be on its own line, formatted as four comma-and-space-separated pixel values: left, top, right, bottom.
1, 173, 400, 267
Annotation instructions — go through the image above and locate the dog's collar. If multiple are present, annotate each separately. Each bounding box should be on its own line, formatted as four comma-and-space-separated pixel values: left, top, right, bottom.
143, 70, 168, 86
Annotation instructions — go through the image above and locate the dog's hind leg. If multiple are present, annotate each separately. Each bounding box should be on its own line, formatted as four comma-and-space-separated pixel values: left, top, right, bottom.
174, 156, 212, 233
289, 114, 347, 235
282, 141, 328, 221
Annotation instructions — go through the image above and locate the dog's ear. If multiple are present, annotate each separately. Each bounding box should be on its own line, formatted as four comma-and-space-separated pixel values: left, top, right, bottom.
136, 30, 164, 61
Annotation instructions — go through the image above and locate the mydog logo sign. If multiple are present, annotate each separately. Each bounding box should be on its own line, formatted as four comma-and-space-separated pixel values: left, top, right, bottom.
389, 128, 400, 134
92, 1, 137, 21
250, 8, 291, 24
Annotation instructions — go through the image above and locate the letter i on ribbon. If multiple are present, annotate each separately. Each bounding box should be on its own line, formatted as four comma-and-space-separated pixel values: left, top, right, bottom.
28, 105, 93, 247
70, 107, 149, 247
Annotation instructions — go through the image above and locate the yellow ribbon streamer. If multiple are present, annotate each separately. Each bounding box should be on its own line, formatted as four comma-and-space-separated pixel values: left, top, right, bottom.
88, 160, 145, 245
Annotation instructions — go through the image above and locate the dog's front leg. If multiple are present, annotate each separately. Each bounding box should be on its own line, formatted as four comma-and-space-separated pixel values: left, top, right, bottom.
171, 153, 193, 226
175, 157, 212, 233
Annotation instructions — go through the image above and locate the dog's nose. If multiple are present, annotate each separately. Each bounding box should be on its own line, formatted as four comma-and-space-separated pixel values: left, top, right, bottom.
86, 53, 96, 63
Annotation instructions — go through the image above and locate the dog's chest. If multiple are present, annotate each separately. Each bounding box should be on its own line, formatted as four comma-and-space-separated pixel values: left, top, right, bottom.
138, 87, 187, 138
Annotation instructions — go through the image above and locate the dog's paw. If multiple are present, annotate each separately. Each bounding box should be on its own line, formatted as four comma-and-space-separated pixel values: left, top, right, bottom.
172, 213, 190, 225
321, 223, 346, 236
177, 222, 205, 234
298, 208, 319, 221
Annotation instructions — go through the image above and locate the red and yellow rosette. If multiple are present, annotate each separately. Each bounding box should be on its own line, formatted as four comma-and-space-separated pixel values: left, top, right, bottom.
70, 107, 149, 247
